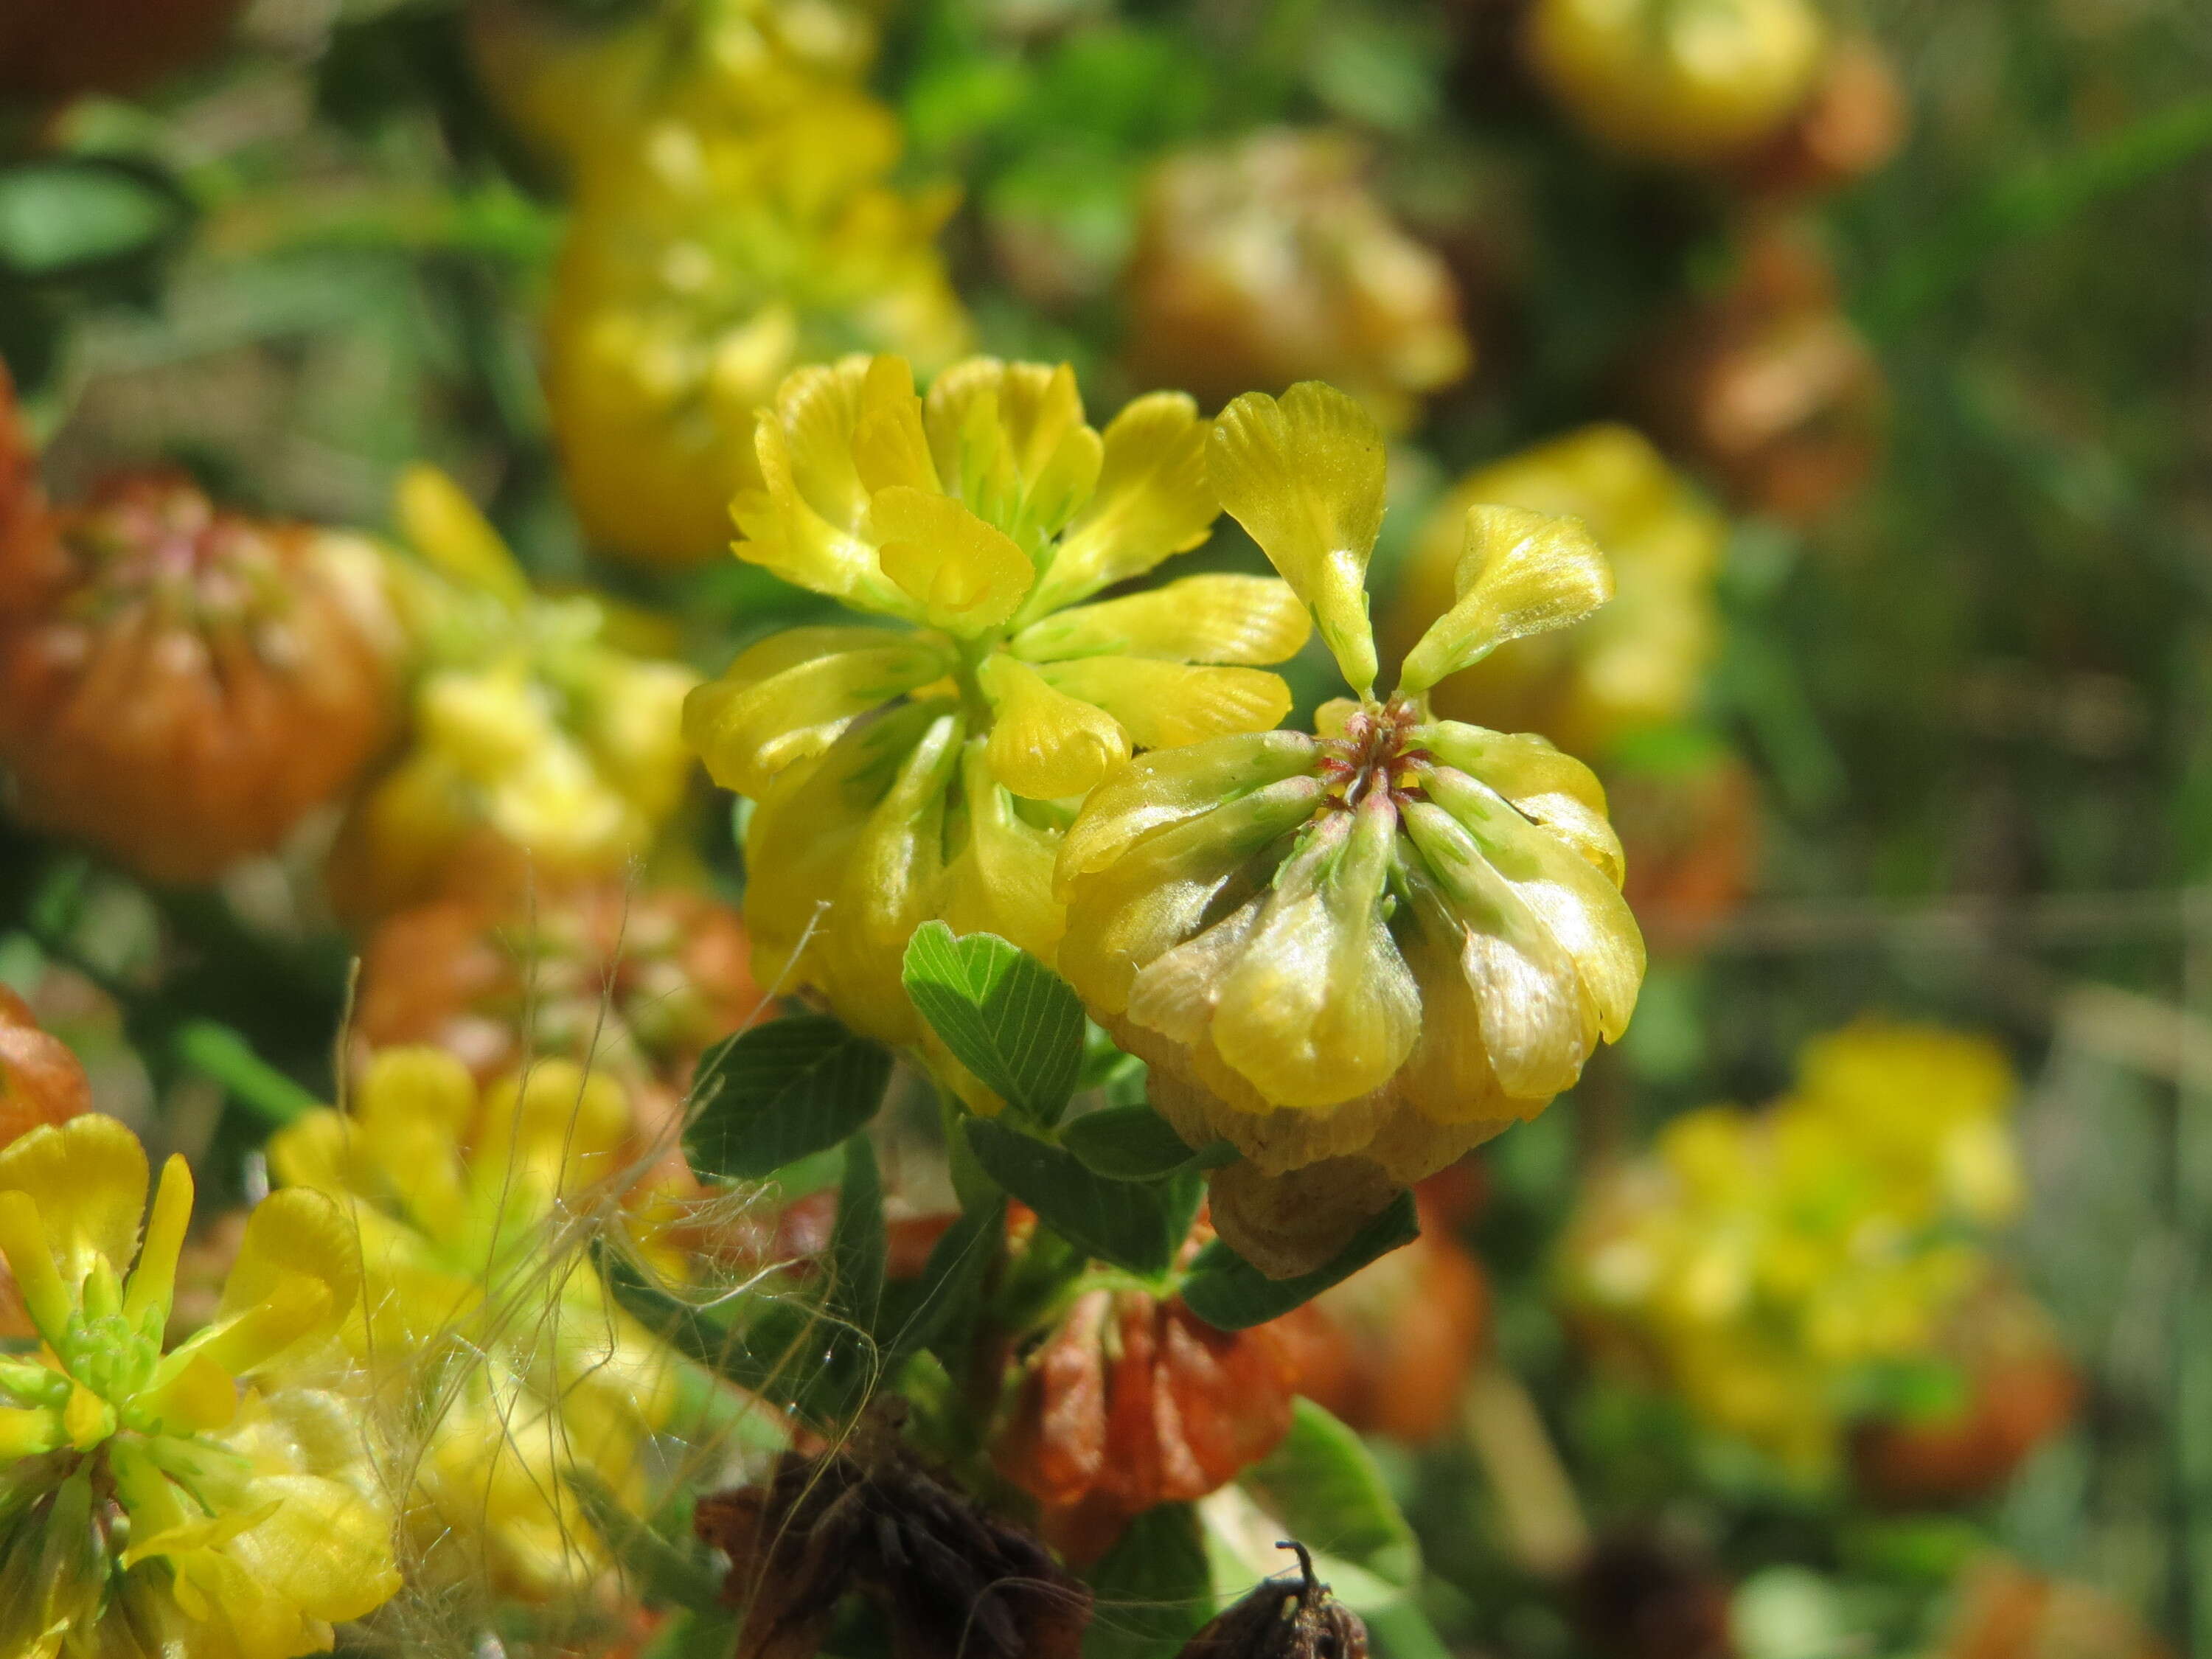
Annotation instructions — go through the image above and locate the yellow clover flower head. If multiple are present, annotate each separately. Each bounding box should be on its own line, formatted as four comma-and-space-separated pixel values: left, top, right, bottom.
546, 92, 973, 566
685, 353, 1312, 1049
1385, 424, 1725, 758
329, 467, 700, 918
0, 1115, 398, 1658
266, 1048, 682, 1604
1056, 381, 1645, 1277
1561, 1023, 2022, 1480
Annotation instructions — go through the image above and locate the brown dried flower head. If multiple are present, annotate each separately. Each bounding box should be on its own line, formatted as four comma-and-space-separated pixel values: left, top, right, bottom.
696, 1439, 1093, 1659
1181, 1543, 1368, 1659
0, 984, 89, 1338
1631, 226, 1884, 526
0, 375, 400, 883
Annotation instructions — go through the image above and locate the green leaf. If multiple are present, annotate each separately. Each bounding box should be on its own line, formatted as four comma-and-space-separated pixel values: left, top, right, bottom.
566, 1469, 726, 1612
902, 921, 1085, 1123
686, 1015, 892, 1181
1084, 1504, 1213, 1659
963, 1118, 1195, 1277
885, 1197, 1006, 1371
1063, 1105, 1237, 1181
827, 1136, 885, 1334
1210, 1399, 1419, 1615
1180, 1192, 1419, 1330
0, 159, 188, 276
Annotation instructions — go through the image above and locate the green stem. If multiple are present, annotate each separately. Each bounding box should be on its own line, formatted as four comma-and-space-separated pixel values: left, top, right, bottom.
172, 1020, 321, 1127
1865, 91, 2212, 334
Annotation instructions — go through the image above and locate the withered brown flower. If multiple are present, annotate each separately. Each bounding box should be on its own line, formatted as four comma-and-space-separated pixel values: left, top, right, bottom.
1612, 751, 1761, 948
1629, 226, 1884, 526
1734, 39, 1908, 201
0, 983, 90, 1144
0, 984, 88, 1338
696, 1441, 1093, 1659
0, 372, 401, 884
353, 879, 762, 1181
1568, 1534, 1734, 1659
1851, 1280, 2079, 1508
1935, 1557, 2171, 1659
994, 1285, 1301, 1562
1181, 1543, 1368, 1659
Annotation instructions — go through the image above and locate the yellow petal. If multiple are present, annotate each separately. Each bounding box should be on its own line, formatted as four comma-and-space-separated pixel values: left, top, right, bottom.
215, 1470, 402, 1627
1209, 796, 1421, 1108
684, 625, 954, 799
849, 356, 940, 495
1421, 763, 1644, 1042
0, 1192, 70, 1347
938, 742, 1067, 963
1009, 574, 1311, 666
394, 465, 529, 608
122, 1155, 194, 1326
1036, 658, 1290, 750
1209, 382, 1385, 695
742, 700, 950, 1021
1400, 801, 1599, 1098
1029, 390, 1218, 615
1415, 720, 1621, 881
871, 486, 1036, 634
1055, 731, 1319, 888
218, 1188, 361, 1349
978, 653, 1130, 799
924, 358, 1099, 545
476, 1060, 633, 1200
1058, 775, 1326, 1015
0, 1113, 147, 1292
813, 711, 967, 1044
1397, 505, 1613, 695
737, 358, 914, 616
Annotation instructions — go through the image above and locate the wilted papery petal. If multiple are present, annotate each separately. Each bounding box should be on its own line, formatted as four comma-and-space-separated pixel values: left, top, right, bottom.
1210, 794, 1421, 1109
1028, 392, 1217, 616
978, 653, 1130, 801
1209, 383, 1386, 695
684, 627, 955, 799
1397, 505, 1613, 695
1009, 574, 1310, 666
1055, 731, 1320, 886
872, 487, 1036, 634
1037, 658, 1290, 751
1060, 776, 1328, 1015
1415, 722, 1623, 883
1419, 764, 1644, 1042
1391, 900, 1518, 1127
1400, 801, 1599, 1099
